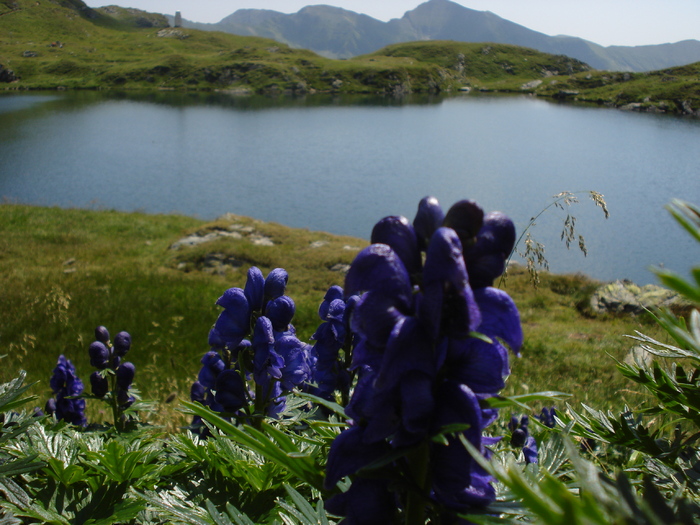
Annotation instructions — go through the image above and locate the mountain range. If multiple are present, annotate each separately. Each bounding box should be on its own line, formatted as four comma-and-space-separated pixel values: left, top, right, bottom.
171, 0, 700, 72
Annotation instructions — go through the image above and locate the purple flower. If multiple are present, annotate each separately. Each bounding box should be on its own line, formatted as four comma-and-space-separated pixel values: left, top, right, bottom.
209, 288, 250, 349
113, 331, 131, 357
49, 355, 87, 427
90, 371, 109, 398
244, 266, 265, 312
371, 215, 421, 276
275, 335, 311, 391
264, 268, 288, 300
413, 196, 445, 251
116, 362, 135, 390
325, 197, 523, 521
198, 351, 225, 389
265, 295, 296, 332
309, 286, 355, 400
252, 316, 284, 389
325, 477, 397, 525
94, 326, 110, 344
536, 406, 557, 428
89, 341, 110, 370
214, 369, 248, 413
464, 211, 516, 288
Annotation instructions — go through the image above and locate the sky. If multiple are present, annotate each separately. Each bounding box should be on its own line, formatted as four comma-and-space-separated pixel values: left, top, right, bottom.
81, 0, 700, 48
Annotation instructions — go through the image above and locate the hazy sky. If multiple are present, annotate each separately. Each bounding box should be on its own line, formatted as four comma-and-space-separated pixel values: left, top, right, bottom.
82, 0, 699, 47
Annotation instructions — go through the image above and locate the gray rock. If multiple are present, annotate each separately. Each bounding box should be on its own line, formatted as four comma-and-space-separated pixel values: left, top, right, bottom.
521, 79, 542, 90
590, 279, 686, 315
22, 51, 38, 58
169, 230, 242, 250
0, 64, 18, 82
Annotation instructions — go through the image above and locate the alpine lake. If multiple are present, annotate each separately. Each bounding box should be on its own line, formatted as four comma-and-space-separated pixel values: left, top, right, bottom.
1, 90, 699, 285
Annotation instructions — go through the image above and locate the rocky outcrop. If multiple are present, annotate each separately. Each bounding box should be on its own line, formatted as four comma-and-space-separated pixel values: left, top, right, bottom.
0, 64, 18, 82
590, 279, 690, 315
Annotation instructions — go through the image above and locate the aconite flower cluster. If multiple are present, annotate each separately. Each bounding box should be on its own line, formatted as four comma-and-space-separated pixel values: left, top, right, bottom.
88, 326, 137, 430
46, 355, 87, 427
191, 267, 313, 423
324, 197, 523, 523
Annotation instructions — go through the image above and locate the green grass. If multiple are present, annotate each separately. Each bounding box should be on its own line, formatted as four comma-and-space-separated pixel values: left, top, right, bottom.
0, 204, 672, 430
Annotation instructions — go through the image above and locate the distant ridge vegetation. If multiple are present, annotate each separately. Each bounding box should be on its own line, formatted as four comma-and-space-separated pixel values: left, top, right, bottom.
1, 0, 699, 115
174, 0, 700, 73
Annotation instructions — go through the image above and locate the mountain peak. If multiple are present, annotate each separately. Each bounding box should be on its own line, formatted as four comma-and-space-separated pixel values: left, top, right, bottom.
203, 1, 700, 71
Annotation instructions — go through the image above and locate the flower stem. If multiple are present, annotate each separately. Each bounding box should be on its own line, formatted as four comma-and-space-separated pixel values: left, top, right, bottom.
405, 441, 431, 525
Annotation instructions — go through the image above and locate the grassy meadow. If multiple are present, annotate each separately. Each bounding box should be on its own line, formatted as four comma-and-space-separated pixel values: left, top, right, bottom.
0, 204, 670, 431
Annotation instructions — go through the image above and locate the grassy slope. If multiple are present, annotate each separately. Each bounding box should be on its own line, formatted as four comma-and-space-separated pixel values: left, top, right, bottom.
3, 0, 698, 113
0, 204, 670, 428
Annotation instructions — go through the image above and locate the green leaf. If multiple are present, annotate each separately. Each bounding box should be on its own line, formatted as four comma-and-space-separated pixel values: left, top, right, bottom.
0, 454, 45, 478
183, 401, 325, 490
294, 392, 347, 419
484, 391, 571, 410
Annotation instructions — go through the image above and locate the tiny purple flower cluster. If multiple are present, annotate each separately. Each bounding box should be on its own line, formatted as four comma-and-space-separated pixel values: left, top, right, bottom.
509, 415, 538, 464
324, 197, 523, 522
192, 266, 314, 421
308, 285, 358, 402
46, 355, 87, 427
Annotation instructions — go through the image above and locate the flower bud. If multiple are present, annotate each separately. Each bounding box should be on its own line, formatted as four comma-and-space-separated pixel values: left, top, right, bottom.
89, 341, 110, 369
94, 326, 110, 344
413, 196, 445, 250
113, 331, 131, 357
442, 200, 484, 250
264, 268, 288, 300
90, 371, 109, 398
244, 266, 265, 312
116, 362, 135, 390
265, 295, 296, 332
371, 216, 421, 276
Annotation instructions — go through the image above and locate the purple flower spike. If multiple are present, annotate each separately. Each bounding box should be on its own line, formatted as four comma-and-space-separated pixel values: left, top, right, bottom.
371, 215, 421, 276
442, 199, 484, 250
344, 244, 412, 309
90, 371, 109, 398
49, 355, 87, 426
89, 341, 110, 370
264, 268, 289, 300
244, 266, 265, 312
116, 362, 135, 390
265, 295, 296, 332
413, 196, 445, 251
113, 331, 131, 357
94, 326, 110, 344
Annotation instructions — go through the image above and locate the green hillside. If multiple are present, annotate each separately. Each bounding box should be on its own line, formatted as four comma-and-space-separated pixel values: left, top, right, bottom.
1, 0, 699, 114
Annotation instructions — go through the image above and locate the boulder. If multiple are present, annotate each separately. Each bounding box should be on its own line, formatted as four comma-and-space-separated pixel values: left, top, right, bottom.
0, 64, 18, 82
590, 279, 688, 315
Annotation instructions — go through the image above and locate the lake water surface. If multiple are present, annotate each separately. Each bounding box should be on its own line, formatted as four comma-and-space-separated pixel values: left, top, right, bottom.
1, 91, 699, 285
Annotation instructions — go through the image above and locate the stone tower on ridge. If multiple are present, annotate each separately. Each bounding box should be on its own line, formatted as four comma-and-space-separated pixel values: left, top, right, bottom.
174, 11, 182, 28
